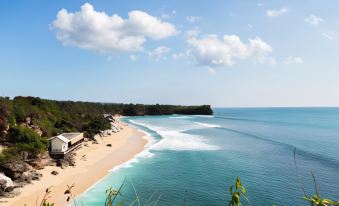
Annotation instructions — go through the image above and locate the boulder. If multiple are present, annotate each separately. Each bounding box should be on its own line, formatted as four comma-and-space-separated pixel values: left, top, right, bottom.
29, 159, 45, 170
106, 144, 112, 147
17, 171, 42, 183
51, 171, 59, 176
0, 180, 6, 187
0, 189, 14, 198
0, 161, 30, 179
30, 125, 43, 136
0, 189, 5, 197
0, 173, 14, 192
4, 186, 14, 192
25, 117, 31, 125
19, 151, 29, 161
13, 182, 25, 188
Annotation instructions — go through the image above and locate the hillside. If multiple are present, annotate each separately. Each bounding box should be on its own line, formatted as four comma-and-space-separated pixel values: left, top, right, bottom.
0, 96, 212, 139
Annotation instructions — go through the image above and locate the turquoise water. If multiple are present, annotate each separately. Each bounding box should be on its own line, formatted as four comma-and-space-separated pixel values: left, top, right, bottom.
77, 108, 339, 205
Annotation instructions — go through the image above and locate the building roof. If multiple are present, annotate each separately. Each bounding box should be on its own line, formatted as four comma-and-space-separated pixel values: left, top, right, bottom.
53, 135, 69, 143
51, 133, 83, 144
61, 133, 82, 140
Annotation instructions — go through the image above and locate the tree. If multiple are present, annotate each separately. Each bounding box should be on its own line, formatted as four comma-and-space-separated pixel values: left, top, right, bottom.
0, 98, 9, 138
83, 117, 111, 138
12, 105, 26, 123
7, 126, 48, 155
122, 104, 140, 116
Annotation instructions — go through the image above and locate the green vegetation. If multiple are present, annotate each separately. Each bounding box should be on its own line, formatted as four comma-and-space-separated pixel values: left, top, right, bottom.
0, 96, 212, 165
8, 126, 48, 155
228, 177, 250, 206
83, 117, 112, 138
227, 177, 338, 206
1, 96, 212, 137
0, 126, 48, 163
0, 97, 9, 139
0, 96, 211, 138
0, 146, 20, 163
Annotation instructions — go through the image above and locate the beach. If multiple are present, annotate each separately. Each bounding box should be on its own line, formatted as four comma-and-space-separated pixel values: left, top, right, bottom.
2, 120, 148, 206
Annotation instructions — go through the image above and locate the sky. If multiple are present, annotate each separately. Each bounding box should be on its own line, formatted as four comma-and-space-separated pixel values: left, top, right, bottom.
1, 0, 339, 107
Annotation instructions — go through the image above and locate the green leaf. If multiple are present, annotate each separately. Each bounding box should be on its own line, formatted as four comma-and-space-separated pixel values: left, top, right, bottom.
241, 186, 246, 195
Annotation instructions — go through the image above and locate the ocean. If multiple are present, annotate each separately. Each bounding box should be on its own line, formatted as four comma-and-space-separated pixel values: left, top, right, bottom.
77, 108, 339, 205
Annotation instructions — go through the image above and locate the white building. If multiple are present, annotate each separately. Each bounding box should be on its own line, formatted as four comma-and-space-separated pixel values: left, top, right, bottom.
49, 133, 84, 158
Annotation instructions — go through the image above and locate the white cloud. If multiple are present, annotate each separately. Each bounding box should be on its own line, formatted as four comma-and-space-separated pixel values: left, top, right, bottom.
161, 10, 176, 19
304, 14, 324, 26
172, 52, 189, 60
186, 16, 200, 23
187, 34, 273, 67
52, 3, 178, 53
283, 56, 303, 65
322, 31, 335, 40
266, 7, 288, 17
148, 46, 171, 61
129, 55, 138, 61
186, 27, 200, 38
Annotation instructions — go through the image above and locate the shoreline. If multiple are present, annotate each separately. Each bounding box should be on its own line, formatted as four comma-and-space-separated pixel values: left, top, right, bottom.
2, 120, 149, 206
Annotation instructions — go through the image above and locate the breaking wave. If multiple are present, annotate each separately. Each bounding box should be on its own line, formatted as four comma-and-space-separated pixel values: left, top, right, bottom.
129, 120, 219, 151
194, 122, 221, 128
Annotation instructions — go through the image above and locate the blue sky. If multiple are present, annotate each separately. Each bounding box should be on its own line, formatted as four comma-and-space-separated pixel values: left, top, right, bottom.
1, 0, 339, 107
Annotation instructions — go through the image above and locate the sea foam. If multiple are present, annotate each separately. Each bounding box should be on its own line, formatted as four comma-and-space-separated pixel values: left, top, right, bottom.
108, 124, 156, 173
169, 116, 192, 119
194, 122, 221, 128
129, 120, 220, 151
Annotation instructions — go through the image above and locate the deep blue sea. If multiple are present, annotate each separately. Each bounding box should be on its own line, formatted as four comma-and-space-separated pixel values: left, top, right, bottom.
77, 108, 339, 205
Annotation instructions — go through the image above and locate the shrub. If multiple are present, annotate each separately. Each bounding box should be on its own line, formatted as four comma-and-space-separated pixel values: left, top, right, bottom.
7, 126, 48, 155
83, 117, 111, 138
0, 147, 20, 163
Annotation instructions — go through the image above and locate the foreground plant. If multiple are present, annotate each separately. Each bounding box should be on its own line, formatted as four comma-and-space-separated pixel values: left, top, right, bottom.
302, 173, 339, 206
293, 149, 338, 206
104, 179, 125, 206
104, 178, 162, 206
304, 195, 339, 206
27, 187, 54, 206
228, 177, 250, 206
64, 184, 78, 206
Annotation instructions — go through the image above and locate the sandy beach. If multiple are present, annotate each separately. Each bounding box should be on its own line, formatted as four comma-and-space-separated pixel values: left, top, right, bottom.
2, 121, 148, 206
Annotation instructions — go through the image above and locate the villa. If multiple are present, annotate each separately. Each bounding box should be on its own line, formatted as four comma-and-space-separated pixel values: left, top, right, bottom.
49, 133, 84, 158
